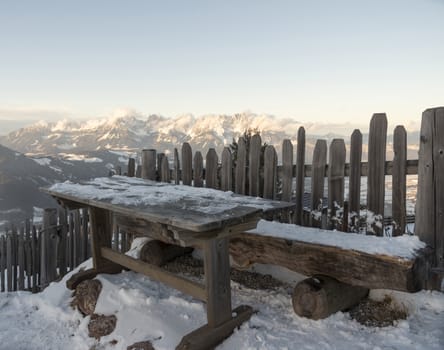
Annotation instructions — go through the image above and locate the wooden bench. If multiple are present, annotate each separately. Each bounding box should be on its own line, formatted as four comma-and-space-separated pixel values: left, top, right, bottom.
229, 220, 434, 319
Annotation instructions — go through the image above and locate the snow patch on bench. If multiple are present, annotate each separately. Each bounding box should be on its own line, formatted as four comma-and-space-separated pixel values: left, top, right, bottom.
247, 220, 426, 260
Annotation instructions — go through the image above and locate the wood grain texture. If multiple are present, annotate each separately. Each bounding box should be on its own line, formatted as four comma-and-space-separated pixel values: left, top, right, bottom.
221, 147, 232, 192
173, 148, 180, 185
328, 139, 346, 230
295, 127, 306, 225
292, 275, 368, 319
160, 155, 170, 183
127, 158, 136, 177
249, 134, 262, 197
367, 113, 387, 235
435, 107, 444, 267
281, 139, 293, 202
181, 142, 193, 186
235, 137, 247, 195
230, 232, 430, 292
193, 151, 203, 187
349, 129, 362, 231
392, 125, 407, 236
310, 140, 327, 227
205, 148, 218, 189
141, 149, 157, 181
263, 145, 277, 200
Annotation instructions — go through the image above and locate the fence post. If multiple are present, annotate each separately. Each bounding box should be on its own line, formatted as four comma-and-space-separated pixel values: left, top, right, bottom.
249, 134, 262, 197
328, 139, 346, 230
193, 151, 203, 187
235, 137, 247, 195
127, 158, 136, 177
295, 127, 306, 225
263, 145, 277, 200
0, 237, 5, 292
392, 125, 407, 236
41, 208, 59, 288
367, 113, 388, 235
310, 140, 327, 228
174, 148, 180, 184
141, 149, 157, 181
206, 148, 218, 189
182, 143, 193, 186
281, 139, 293, 202
415, 107, 444, 288
349, 129, 362, 232
220, 148, 232, 191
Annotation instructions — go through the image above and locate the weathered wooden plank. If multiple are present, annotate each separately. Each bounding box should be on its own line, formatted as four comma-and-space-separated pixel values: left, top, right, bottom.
81, 208, 89, 262
45, 208, 59, 284
135, 164, 142, 178
31, 226, 38, 292
349, 129, 362, 232
281, 139, 293, 202
68, 212, 74, 270
58, 209, 67, 276
141, 149, 157, 181
157, 153, 165, 181
193, 151, 204, 187
6, 235, 12, 292
160, 155, 170, 183
25, 239, 32, 291
12, 228, 17, 291
435, 108, 444, 268
328, 139, 346, 230
101, 247, 206, 302
235, 137, 247, 195
367, 113, 387, 235
176, 305, 253, 350
18, 233, 25, 291
295, 127, 306, 225
230, 232, 431, 292
203, 238, 232, 327
263, 145, 277, 200
182, 142, 193, 186
89, 207, 119, 271
0, 237, 5, 292
173, 148, 180, 185
127, 157, 136, 177
392, 125, 407, 236
205, 148, 218, 189
310, 140, 327, 227
74, 210, 81, 266
220, 147, 232, 191
249, 134, 262, 197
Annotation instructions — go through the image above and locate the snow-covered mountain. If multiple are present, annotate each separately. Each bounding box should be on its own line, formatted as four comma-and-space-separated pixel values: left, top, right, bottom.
0, 112, 421, 165
0, 113, 359, 161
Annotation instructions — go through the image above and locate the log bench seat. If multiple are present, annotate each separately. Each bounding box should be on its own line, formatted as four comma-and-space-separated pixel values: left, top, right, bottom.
230, 220, 432, 293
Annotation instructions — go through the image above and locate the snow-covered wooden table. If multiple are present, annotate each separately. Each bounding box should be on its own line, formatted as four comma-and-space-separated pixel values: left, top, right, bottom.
44, 176, 295, 350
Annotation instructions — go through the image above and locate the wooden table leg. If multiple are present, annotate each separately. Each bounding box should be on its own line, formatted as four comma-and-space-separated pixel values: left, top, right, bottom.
65, 207, 122, 290
176, 237, 253, 349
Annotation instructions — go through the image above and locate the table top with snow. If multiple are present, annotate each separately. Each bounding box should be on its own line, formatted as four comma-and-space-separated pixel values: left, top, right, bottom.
44, 176, 294, 232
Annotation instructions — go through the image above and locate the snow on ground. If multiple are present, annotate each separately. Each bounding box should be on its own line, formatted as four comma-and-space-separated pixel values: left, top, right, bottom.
0, 257, 443, 350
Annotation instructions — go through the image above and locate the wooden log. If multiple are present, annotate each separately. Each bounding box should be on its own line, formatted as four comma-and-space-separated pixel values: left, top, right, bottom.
221, 147, 232, 191
310, 140, 327, 227
127, 158, 136, 177
349, 129, 362, 232
367, 113, 387, 235
235, 137, 247, 195
249, 134, 262, 197
392, 125, 407, 236
182, 143, 193, 186
295, 127, 306, 225
141, 149, 157, 181
193, 151, 203, 187
328, 139, 346, 230
229, 232, 431, 292
140, 240, 193, 266
263, 145, 277, 200
205, 148, 218, 189
292, 275, 369, 319
281, 139, 293, 202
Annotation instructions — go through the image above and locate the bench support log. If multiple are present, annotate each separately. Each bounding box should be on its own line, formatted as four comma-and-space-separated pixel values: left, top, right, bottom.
292, 275, 368, 319
140, 240, 193, 266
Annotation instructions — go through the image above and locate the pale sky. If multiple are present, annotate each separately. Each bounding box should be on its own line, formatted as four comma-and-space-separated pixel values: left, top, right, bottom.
0, 0, 443, 125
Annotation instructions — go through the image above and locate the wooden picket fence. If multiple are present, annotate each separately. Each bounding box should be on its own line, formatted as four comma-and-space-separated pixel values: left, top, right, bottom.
0, 208, 91, 293
127, 113, 416, 237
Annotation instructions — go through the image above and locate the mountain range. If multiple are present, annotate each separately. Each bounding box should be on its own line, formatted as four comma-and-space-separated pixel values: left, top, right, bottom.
0, 112, 421, 228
